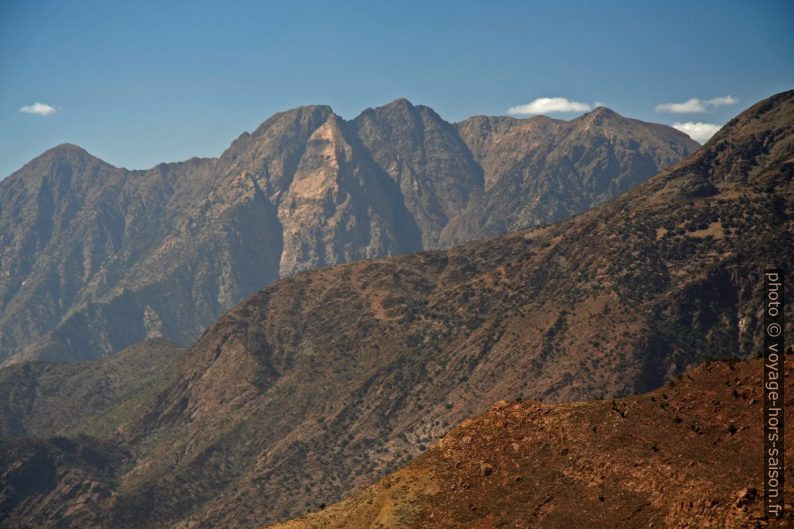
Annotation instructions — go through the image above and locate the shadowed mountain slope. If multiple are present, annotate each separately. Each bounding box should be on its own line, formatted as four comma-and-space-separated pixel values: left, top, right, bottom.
0, 101, 698, 364
0, 91, 789, 529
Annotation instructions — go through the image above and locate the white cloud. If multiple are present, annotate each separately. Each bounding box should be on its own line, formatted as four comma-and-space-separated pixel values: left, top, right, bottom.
656, 98, 707, 113
706, 95, 738, 108
508, 97, 592, 116
19, 102, 57, 116
655, 95, 738, 114
672, 121, 722, 143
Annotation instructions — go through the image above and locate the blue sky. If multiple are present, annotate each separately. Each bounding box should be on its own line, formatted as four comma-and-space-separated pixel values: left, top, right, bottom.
1, 0, 792, 178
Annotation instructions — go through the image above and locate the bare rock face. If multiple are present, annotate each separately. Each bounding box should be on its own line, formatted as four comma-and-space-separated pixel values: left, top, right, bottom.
276, 113, 421, 275
0, 100, 698, 363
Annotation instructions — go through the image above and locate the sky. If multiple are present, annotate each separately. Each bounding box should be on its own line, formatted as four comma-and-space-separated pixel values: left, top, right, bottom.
1, 0, 793, 179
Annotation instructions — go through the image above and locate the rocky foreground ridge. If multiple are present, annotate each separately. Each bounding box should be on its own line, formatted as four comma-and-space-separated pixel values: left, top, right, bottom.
268, 356, 793, 529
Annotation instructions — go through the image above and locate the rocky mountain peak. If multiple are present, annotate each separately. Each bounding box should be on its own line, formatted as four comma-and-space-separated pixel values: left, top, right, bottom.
586, 105, 620, 118
47, 143, 92, 156
379, 97, 416, 111
249, 104, 334, 142
356, 98, 423, 132
13, 143, 106, 178
573, 106, 628, 130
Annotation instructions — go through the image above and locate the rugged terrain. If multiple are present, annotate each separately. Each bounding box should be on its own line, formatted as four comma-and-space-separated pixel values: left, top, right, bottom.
0, 91, 790, 528
268, 356, 794, 529
0, 100, 697, 364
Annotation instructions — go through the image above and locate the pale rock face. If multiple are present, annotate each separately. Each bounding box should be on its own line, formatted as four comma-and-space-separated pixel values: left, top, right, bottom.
276, 115, 419, 276
277, 116, 351, 275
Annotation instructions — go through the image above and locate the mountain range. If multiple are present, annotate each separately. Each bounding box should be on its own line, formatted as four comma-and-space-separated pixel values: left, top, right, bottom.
0, 91, 791, 528
0, 99, 698, 364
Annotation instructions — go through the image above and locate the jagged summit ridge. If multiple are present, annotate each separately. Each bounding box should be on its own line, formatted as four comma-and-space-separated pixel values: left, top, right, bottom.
0, 99, 698, 364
